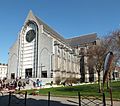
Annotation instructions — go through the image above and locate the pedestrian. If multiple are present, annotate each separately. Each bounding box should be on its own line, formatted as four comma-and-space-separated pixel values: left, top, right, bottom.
22, 82, 26, 89
39, 80, 42, 88
33, 82, 36, 87
36, 79, 39, 87
18, 81, 22, 90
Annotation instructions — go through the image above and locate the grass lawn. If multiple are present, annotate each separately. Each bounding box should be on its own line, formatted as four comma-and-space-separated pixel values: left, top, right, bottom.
20, 81, 120, 100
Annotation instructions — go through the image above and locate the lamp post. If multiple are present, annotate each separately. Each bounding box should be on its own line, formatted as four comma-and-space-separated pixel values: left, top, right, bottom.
39, 48, 53, 78
39, 64, 45, 78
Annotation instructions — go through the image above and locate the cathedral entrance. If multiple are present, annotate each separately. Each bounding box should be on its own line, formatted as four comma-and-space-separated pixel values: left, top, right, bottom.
11, 73, 15, 79
41, 71, 47, 78
25, 68, 32, 78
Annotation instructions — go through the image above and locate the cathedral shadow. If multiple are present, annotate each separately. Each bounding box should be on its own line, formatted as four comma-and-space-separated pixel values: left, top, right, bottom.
0, 94, 78, 106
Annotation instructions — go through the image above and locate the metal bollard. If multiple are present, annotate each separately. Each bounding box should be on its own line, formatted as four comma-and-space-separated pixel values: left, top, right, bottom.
48, 91, 50, 106
25, 91, 27, 106
8, 92, 11, 106
78, 92, 81, 106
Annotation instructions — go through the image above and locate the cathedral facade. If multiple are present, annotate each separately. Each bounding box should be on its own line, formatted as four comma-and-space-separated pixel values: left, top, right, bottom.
8, 11, 99, 83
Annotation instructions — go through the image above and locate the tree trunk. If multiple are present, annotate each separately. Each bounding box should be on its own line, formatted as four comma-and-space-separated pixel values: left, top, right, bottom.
98, 72, 101, 93
107, 73, 111, 89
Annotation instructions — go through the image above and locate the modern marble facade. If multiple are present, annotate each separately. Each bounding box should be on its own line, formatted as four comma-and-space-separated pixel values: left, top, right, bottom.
8, 11, 99, 83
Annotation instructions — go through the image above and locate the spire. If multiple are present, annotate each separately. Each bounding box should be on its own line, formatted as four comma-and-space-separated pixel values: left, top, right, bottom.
28, 10, 34, 17
25, 10, 35, 23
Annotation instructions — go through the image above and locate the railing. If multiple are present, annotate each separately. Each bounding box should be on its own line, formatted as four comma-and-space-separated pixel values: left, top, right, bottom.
78, 92, 108, 106
8, 91, 27, 106
0, 91, 113, 106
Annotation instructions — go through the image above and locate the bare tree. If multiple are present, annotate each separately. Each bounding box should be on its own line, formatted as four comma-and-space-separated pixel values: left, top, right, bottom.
106, 29, 120, 61
87, 41, 108, 92
105, 29, 120, 83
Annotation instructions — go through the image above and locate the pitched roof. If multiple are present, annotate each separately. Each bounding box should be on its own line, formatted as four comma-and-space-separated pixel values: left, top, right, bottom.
28, 11, 98, 47
66, 33, 97, 47
35, 16, 70, 46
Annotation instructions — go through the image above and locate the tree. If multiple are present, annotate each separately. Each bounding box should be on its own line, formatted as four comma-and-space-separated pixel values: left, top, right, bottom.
105, 30, 120, 83
87, 41, 108, 92
106, 29, 120, 62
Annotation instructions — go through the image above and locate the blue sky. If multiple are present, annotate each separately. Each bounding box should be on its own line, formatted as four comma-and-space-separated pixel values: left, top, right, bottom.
0, 0, 120, 63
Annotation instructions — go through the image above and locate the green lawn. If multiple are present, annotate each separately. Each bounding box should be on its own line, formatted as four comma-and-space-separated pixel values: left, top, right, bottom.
21, 81, 120, 100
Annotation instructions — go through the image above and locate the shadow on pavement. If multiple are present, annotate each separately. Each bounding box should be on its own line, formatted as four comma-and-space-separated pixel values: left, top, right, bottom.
0, 94, 78, 106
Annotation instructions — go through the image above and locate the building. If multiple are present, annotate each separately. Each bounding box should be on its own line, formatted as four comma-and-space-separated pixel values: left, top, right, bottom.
113, 66, 120, 80
8, 11, 99, 83
66, 34, 100, 82
0, 63, 8, 79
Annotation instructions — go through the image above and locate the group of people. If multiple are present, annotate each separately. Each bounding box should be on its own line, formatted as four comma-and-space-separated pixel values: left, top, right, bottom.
33, 79, 42, 88
0, 77, 26, 91
0, 78, 8, 90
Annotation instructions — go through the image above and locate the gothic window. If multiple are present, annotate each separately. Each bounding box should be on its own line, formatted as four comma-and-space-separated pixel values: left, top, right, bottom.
92, 41, 96, 45
58, 49, 60, 57
79, 48, 85, 55
69, 55, 70, 61
63, 51, 66, 59
58, 57, 60, 69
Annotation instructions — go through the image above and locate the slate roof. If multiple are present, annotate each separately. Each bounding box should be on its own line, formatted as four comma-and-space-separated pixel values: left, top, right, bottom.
33, 12, 97, 47
35, 16, 70, 46
66, 33, 97, 47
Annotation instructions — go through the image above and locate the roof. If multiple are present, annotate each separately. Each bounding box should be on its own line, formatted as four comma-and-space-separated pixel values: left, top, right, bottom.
35, 16, 70, 46
28, 11, 98, 48
66, 33, 97, 47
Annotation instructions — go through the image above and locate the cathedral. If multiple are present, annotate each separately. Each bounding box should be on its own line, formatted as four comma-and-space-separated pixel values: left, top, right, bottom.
8, 11, 99, 83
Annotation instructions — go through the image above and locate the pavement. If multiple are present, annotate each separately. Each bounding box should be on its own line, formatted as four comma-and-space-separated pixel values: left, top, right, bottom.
0, 93, 120, 106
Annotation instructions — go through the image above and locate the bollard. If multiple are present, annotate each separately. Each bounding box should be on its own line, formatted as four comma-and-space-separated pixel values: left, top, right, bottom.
25, 91, 27, 106
103, 92, 106, 106
48, 91, 50, 106
8, 92, 11, 106
78, 92, 81, 106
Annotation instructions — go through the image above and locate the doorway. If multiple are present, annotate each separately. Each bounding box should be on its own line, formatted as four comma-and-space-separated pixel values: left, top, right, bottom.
25, 68, 32, 78
11, 73, 15, 79
41, 71, 47, 78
